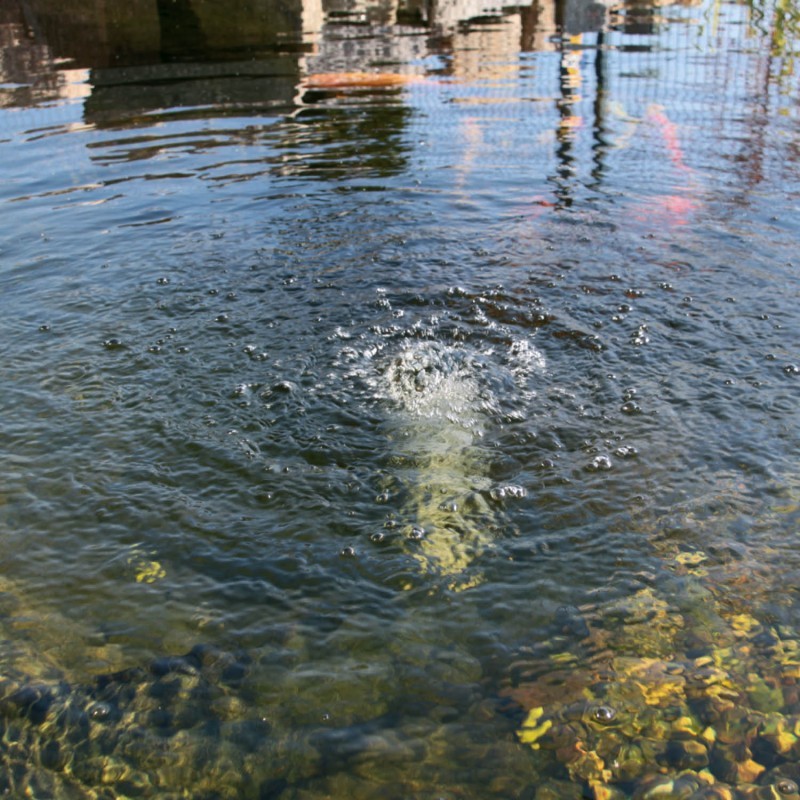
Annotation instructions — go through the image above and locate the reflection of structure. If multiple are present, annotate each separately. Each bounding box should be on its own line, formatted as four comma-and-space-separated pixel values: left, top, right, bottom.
0, 0, 796, 200
302, 0, 616, 83
561, 0, 613, 33
2, 0, 610, 114
0, 4, 90, 108
22, 0, 313, 66
1, 0, 318, 98
0, 0, 315, 124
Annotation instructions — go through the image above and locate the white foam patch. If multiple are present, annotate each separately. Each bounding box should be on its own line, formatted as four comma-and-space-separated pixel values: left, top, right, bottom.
384, 341, 482, 425
382, 337, 545, 422
507, 337, 547, 379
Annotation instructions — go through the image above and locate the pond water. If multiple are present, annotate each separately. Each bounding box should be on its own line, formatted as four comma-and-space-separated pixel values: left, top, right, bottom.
1, 0, 800, 797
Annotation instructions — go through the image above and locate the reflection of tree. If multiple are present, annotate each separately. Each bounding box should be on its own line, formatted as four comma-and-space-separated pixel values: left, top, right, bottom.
725, 0, 800, 196
285, 96, 412, 178
749, 0, 800, 79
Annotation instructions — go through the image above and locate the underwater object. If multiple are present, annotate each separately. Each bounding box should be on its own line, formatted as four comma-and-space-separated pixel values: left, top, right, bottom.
378, 339, 540, 587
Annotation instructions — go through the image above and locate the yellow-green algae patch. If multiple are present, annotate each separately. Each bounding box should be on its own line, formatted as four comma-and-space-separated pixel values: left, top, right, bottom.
504, 546, 800, 800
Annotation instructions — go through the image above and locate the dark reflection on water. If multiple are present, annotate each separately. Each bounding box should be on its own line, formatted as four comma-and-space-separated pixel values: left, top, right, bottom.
1, 0, 800, 796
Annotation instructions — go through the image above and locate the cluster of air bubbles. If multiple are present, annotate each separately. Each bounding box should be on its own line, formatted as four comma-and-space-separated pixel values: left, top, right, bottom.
630, 324, 650, 346
232, 383, 258, 405
507, 338, 546, 380
378, 335, 545, 426
383, 340, 485, 423
408, 526, 426, 541
243, 344, 269, 362
490, 485, 527, 503
591, 704, 617, 725
374, 289, 392, 311
586, 454, 613, 472
621, 387, 641, 414
88, 701, 115, 722
612, 304, 631, 323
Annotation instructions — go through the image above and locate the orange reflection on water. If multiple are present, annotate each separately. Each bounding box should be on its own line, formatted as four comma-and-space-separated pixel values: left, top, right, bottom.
631, 104, 703, 229
302, 72, 424, 89
633, 192, 700, 228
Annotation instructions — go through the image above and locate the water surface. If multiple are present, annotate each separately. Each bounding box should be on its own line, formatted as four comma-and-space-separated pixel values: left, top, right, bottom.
1, 0, 800, 797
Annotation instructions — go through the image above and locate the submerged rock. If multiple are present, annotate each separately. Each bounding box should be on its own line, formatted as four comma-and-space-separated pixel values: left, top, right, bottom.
503, 547, 800, 800
0, 643, 272, 799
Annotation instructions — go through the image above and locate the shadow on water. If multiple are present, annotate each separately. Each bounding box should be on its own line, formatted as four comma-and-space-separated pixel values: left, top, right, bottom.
156, 0, 208, 61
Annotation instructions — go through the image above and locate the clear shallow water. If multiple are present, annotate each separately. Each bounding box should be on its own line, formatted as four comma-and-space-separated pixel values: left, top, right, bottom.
1, 0, 800, 797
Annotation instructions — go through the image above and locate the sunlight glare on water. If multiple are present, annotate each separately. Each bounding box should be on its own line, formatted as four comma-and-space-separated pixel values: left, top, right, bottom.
1, 0, 800, 796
